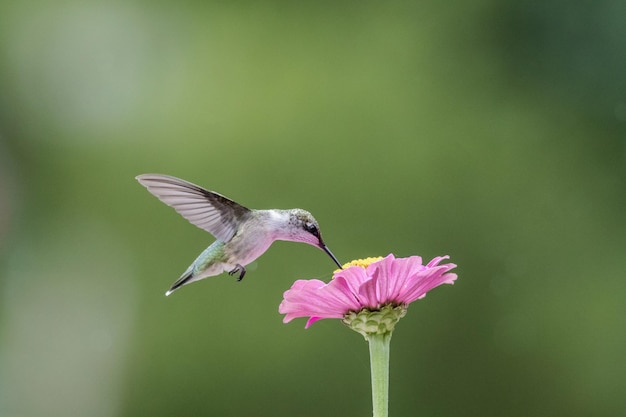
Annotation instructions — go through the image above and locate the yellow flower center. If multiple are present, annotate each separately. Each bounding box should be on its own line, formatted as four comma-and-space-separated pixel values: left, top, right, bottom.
334, 256, 383, 273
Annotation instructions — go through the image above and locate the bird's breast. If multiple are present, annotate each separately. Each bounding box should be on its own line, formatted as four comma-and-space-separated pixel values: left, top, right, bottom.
224, 229, 276, 266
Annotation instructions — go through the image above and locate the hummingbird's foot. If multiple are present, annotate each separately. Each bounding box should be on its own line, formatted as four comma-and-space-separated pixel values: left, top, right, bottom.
228, 264, 246, 281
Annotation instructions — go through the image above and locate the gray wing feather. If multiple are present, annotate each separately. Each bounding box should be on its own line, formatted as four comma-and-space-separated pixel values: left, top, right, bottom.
136, 174, 251, 242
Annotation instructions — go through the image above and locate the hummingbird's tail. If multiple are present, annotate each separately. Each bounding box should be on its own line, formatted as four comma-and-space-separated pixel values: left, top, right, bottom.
165, 269, 194, 296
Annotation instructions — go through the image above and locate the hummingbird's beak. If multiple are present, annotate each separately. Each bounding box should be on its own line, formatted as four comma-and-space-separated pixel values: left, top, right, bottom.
320, 243, 343, 269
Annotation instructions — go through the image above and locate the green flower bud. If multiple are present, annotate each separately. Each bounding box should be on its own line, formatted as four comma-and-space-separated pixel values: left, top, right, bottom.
342, 304, 407, 339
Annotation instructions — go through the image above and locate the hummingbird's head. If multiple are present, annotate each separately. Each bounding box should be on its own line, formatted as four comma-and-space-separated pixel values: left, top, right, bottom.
286, 209, 343, 269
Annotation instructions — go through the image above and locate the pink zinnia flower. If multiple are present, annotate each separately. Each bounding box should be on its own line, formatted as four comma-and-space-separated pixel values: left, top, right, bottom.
280, 253, 458, 417
279, 254, 457, 332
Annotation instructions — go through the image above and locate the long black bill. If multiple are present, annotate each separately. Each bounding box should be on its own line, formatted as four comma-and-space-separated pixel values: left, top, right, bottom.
320, 244, 343, 269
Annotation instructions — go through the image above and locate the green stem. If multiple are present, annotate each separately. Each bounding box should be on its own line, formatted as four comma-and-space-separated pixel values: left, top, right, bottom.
367, 332, 392, 417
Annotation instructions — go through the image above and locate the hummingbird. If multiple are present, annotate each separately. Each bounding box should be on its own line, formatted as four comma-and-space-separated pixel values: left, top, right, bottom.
136, 174, 342, 296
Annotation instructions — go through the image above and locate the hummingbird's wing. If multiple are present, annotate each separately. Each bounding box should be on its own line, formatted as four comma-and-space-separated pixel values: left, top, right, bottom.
136, 174, 251, 242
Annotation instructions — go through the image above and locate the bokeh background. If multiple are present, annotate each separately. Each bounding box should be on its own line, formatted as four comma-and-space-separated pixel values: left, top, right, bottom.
1, 1, 625, 416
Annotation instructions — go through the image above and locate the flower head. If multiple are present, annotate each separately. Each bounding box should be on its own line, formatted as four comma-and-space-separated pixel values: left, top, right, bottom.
279, 254, 457, 335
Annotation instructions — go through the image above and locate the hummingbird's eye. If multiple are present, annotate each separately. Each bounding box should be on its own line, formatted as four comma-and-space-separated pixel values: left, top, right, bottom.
304, 222, 319, 236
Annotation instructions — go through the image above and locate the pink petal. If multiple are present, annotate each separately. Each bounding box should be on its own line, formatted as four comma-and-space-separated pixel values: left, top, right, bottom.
305, 317, 323, 328
333, 265, 370, 294
279, 274, 363, 327
369, 254, 426, 304
358, 274, 381, 309
365, 254, 395, 303
399, 262, 458, 304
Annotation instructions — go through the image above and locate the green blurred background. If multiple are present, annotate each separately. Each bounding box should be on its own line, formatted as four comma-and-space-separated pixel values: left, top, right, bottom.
1, 1, 625, 416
